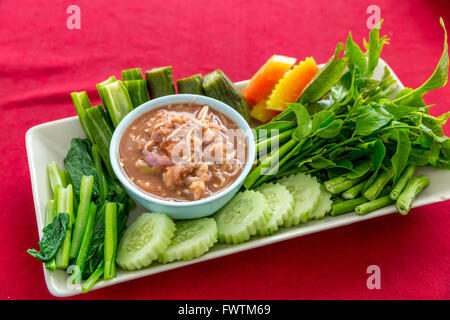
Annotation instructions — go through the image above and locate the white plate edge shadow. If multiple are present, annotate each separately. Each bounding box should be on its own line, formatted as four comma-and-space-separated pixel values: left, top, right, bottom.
25, 58, 450, 297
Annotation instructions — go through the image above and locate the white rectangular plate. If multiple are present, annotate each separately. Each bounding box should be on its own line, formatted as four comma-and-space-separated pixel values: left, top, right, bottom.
26, 59, 450, 297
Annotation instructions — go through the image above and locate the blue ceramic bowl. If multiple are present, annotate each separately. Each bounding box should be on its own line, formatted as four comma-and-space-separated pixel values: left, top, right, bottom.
110, 94, 256, 219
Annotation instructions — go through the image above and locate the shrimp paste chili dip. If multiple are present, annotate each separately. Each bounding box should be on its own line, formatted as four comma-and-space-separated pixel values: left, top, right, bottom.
119, 102, 247, 201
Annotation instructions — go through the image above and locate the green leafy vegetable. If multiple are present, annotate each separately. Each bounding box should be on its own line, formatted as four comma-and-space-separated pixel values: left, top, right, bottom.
391, 129, 411, 184
345, 32, 367, 75
316, 119, 344, 138
299, 43, 348, 105
312, 110, 334, 132
287, 103, 311, 141
394, 18, 448, 104
64, 138, 99, 201
366, 19, 389, 78
27, 213, 69, 262
354, 104, 393, 136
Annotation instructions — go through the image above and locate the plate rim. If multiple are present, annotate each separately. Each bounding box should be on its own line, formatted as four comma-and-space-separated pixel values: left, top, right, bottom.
26, 58, 444, 297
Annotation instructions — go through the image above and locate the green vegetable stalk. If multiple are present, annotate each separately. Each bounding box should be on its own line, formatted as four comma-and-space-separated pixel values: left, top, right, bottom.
70, 175, 94, 259
47, 161, 68, 192
104, 202, 117, 280
363, 167, 395, 200
390, 165, 416, 200
99, 80, 133, 127
92, 144, 108, 203
256, 128, 295, 155
96, 76, 117, 104
342, 180, 366, 199
355, 195, 394, 215
324, 175, 365, 195
252, 139, 307, 188
176, 74, 204, 95
71, 91, 95, 142
145, 66, 176, 98
55, 184, 75, 269
85, 105, 114, 177
202, 69, 250, 122
244, 139, 297, 189
72, 202, 97, 284
82, 260, 104, 293
123, 80, 150, 108
47, 162, 75, 217
44, 200, 57, 270
330, 197, 367, 216
121, 68, 143, 80
396, 175, 430, 215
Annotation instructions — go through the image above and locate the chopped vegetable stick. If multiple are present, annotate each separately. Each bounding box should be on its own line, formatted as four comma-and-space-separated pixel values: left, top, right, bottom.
250, 97, 279, 123
44, 200, 57, 271
82, 260, 104, 293
99, 80, 133, 127
266, 57, 319, 111
123, 80, 149, 108
121, 68, 143, 80
47, 161, 67, 192
55, 185, 74, 269
72, 202, 97, 283
396, 175, 429, 215
243, 55, 296, 106
71, 91, 95, 142
203, 70, 250, 122
145, 66, 176, 98
69, 175, 94, 259
355, 196, 394, 215
85, 105, 115, 177
96, 76, 117, 105
177, 74, 204, 95
104, 202, 117, 280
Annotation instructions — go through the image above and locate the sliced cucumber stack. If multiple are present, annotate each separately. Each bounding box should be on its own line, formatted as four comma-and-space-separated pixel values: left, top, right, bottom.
116, 213, 175, 270
278, 173, 321, 227
255, 183, 293, 235
159, 218, 217, 263
308, 186, 332, 220
213, 190, 269, 244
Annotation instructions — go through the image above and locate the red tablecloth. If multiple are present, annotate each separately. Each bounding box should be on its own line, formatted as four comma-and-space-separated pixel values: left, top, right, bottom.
1, 0, 449, 300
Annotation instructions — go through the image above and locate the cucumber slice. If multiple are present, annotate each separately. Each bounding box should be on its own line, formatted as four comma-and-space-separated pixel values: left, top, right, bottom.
279, 173, 321, 227
116, 213, 175, 270
309, 186, 332, 220
159, 218, 217, 263
213, 190, 269, 244
255, 183, 293, 235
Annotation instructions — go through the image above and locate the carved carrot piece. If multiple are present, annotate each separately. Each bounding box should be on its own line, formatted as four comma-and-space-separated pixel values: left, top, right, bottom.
266, 57, 319, 111
243, 55, 296, 106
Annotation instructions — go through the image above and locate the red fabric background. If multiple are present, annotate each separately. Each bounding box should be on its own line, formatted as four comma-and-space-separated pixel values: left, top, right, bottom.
1, 0, 449, 300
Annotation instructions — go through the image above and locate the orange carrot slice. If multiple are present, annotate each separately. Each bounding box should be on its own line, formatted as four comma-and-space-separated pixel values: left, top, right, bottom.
250, 97, 279, 123
266, 57, 319, 111
243, 55, 296, 106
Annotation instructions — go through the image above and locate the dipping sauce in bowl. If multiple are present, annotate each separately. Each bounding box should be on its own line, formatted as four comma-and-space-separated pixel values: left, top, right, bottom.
119, 102, 247, 202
